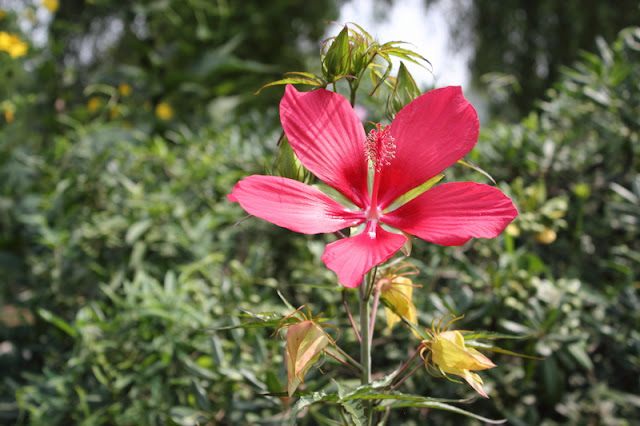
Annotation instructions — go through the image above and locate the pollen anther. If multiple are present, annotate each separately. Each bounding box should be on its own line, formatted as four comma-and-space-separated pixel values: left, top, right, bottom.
365, 123, 396, 171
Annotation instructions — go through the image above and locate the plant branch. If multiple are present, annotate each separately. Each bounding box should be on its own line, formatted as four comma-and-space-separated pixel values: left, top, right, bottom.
343, 291, 361, 343
325, 349, 360, 375
369, 282, 381, 344
389, 348, 423, 392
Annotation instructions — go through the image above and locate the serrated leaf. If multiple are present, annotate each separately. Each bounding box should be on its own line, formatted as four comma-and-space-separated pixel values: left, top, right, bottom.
289, 391, 337, 425
341, 398, 365, 425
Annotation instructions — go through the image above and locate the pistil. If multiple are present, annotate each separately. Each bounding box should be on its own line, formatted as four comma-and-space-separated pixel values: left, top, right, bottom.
365, 123, 396, 214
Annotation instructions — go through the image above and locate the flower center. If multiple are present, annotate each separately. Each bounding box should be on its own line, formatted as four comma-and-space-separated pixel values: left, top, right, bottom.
365, 123, 396, 172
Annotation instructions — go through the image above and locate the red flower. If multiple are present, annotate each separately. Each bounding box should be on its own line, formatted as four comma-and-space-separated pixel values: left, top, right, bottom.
229, 85, 517, 288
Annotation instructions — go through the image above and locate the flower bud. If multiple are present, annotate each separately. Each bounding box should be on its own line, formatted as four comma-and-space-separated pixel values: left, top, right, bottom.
425, 330, 496, 398
285, 320, 330, 397
322, 26, 352, 79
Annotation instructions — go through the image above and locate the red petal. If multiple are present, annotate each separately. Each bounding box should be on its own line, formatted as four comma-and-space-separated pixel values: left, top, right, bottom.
280, 85, 370, 208
321, 222, 407, 288
229, 175, 364, 234
377, 86, 479, 208
383, 182, 517, 246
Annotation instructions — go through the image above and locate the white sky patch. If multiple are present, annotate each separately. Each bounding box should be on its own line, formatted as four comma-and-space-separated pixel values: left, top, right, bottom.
335, 0, 470, 90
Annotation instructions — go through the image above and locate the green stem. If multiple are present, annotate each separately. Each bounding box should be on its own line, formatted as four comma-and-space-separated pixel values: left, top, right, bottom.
359, 273, 372, 421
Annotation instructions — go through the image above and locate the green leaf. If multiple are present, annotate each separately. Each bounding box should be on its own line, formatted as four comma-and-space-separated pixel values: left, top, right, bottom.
208, 310, 287, 331
289, 391, 337, 426
465, 341, 542, 360
376, 399, 507, 424
37, 308, 78, 338
379, 44, 431, 69
457, 158, 497, 185
345, 390, 472, 404
567, 342, 594, 370
461, 330, 532, 340
254, 72, 326, 94
125, 218, 153, 245
169, 406, 209, 426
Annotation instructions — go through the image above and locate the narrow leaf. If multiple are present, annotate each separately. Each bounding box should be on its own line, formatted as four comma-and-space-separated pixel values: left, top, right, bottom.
37, 308, 78, 338
457, 158, 497, 185
376, 400, 507, 424
254, 73, 326, 94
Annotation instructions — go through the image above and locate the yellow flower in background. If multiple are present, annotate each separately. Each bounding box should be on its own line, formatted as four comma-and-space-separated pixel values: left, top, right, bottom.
118, 83, 132, 97
43, 0, 59, 12
534, 226, 557, 244
0, 10, 5, 20
0, 32, 28, 58
505, 222, 520, 238
109, 106, 120, 119
4, 108, 14, 123
155, 102, 173, 120
87, 97, 101, 112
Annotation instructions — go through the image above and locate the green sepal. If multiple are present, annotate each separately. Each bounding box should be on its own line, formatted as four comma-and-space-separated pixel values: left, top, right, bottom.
387, 61, 422, 119
269, 135, 312, 184
385, 174, 445, 212
313, 183, 359, 210
322, 25, 352, 79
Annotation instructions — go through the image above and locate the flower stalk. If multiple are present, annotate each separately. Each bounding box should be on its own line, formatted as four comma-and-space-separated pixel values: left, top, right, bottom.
359, 272, 373, 422
359, 274, 372, 386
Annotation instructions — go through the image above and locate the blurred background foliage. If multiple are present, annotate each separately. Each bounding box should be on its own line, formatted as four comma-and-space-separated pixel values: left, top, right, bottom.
427, 0, 640, 120
1, 0, 639, 424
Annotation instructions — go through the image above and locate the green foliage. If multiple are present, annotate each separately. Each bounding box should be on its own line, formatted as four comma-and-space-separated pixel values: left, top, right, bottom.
430, 0, 640, 119
2, 0, 640, 423
431, 26, 640, 424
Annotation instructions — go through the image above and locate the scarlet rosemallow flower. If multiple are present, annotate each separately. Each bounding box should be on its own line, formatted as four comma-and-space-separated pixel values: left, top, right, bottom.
229, 85, 517, 288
